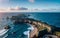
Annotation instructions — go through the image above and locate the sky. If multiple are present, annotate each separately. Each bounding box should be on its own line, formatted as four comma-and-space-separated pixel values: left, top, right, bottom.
0, 0, 60, 12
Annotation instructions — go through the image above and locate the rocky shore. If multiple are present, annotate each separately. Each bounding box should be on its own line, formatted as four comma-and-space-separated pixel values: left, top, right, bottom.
10, 14, 60, 38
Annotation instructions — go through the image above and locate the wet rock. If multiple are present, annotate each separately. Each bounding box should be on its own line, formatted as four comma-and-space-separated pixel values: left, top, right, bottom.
4, 25, 10, 29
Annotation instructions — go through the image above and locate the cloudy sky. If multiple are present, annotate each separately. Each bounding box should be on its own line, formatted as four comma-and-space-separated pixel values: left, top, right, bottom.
0, 0, 60, 12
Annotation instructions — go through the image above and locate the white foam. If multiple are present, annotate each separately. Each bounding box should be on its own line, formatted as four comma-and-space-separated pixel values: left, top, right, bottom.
23, 31, 29, 35
28, 25, 34, 31
0, 29, 8, 36
28, 27, 34, 31
3, 34, 8, 38
23, 25, 34, 38
23, 31, 30, 38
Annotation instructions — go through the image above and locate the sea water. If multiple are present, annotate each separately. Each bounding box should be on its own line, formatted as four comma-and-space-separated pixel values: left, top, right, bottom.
0, 12, 60, 38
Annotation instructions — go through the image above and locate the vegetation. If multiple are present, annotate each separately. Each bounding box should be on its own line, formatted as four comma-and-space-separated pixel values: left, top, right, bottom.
54, 31, 60, 36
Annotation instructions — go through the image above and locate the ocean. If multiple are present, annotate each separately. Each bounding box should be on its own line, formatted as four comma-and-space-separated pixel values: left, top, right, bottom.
0, 12, 60, 38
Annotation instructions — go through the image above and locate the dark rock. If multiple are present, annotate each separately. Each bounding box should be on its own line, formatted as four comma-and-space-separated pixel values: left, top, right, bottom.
4, 25, 10, 29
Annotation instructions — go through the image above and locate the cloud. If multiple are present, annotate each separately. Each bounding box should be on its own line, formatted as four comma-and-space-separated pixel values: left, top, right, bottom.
15, 6, 28, 10
8, 7, 28, 10
28, 0, 34, 3
19, 7, 28, 10
0, 7, 60, 12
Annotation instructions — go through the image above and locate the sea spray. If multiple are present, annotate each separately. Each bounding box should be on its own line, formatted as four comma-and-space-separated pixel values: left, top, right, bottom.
23, 24, 34, 38
0, 29, 9, 36
23, 31, 30, 38
0, 29, 9, 38
28, 25, 34, 31
3, 33, 8, 38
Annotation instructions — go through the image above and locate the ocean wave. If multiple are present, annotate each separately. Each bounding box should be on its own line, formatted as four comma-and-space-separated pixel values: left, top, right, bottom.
23, 31, 29, 38
23, 25, 34, 38
0, 29, 9, 36
28, 25, 34, 31
23, 25, 34, 35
